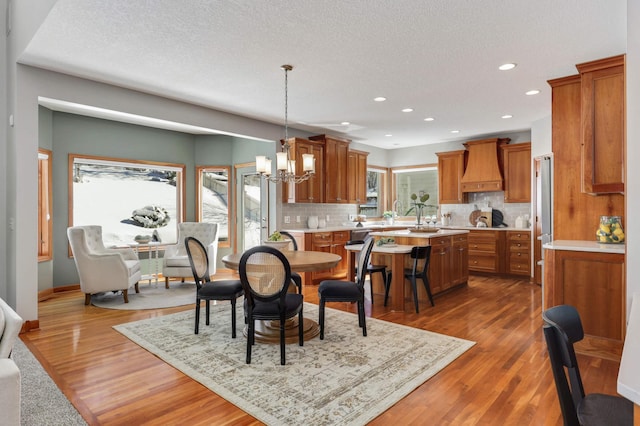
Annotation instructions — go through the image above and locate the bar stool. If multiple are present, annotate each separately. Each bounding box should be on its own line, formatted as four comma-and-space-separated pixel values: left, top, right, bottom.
385, 245, 433, 313
347, 239, 389, 304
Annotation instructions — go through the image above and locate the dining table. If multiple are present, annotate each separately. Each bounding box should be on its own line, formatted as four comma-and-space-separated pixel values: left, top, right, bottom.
345, 243, 415, 311
222, 249, 341, 343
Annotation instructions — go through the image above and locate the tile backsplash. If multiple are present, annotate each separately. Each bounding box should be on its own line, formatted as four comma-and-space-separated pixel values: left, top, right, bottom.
281, 191, 532, 230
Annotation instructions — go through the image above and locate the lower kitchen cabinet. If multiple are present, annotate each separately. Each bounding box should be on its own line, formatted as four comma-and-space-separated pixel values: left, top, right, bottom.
468, 230, 505, 274
451, 233, 469, 286
544, 246, 625, 361
304, 230, 350, 284
428, 236, 451, 294
506, 231, 531, 275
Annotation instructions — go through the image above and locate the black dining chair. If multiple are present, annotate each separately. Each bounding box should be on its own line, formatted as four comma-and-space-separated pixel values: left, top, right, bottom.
318, 237, 375, 339
185, 237, 244, 337
542, 305, 633, 426
239, 245, 304, 365
278, 231, 303, 290
384, 245, 433, 313
347, 239, 389, 304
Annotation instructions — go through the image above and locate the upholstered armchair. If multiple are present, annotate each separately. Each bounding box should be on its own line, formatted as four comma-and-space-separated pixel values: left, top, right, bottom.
67, 225, 142, 305
162, 222, 219, 288
1, 297, 24, 425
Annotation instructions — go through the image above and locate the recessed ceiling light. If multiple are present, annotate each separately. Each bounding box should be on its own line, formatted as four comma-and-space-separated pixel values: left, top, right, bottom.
385, 134, 393, 137
374, 97, 387, 102
502, 114, 513, 119
424, 117, 435, 122
451, 130, 460, 134
402, 108, 414, 113
499, 63, 517, 71
526, 89, 540, 96
341, 121, 350, 126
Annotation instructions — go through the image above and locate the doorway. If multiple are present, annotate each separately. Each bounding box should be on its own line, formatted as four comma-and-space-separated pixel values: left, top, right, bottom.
235, 165, 268, 252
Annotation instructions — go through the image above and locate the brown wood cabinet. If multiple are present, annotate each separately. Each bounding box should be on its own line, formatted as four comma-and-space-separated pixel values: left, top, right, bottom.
310, 134, 350, 203
467, 230, 505, 274
451, 233, 469, 286
502, 142, 531, 203
544, 248, 625, 360
428, 236, 451, 294
347, 150, 368, 204
576, 55, 625, 194
436, 150, 467, 204
506, 231, 530, 276
281, 138, 324, 203
304, 230, 350, 284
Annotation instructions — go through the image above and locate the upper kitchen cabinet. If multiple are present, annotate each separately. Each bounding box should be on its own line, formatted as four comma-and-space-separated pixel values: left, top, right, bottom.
436, 150, 467, 204
281, 138, 325, 203
501, 142, 531, 203
347, 149, 368, 204
310, 134, 350, 203
460, 138, 510, 193
576, 55, 625, 194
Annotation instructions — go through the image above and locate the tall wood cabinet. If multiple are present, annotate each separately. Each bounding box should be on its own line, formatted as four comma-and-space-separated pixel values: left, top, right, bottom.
310, 134, 350, 203
576, 55, 625, 194
281, 138, 325, 203
347, 150, 368, 204
502, 142, 531, 203
436, 150, 467, 204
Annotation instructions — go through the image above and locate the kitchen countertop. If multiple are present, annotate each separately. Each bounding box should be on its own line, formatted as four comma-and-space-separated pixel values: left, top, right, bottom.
370, 229, 469, 238
543, 239, 625, 254
284, 224, 531, 233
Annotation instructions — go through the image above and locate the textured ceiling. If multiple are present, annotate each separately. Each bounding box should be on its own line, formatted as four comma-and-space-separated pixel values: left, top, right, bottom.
20, 0, 626, 148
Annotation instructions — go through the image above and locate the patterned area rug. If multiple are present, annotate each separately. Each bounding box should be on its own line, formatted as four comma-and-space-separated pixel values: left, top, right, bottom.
114, 302, 475, 425
91, 282, 196, 310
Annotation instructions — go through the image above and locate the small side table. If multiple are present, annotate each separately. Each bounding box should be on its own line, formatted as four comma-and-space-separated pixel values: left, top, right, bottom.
130, 241, 165, 286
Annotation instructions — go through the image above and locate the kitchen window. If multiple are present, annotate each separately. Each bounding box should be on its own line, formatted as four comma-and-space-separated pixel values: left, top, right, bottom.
392, 165, 439, 218
196, 165, 231, 247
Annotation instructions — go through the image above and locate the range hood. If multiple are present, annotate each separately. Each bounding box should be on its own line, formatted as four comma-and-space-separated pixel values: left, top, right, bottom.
460, 138, 510, 192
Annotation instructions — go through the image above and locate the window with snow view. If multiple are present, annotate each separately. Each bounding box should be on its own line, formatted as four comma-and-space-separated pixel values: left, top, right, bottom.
196, 166, 230, 247
69, 154, 185, 247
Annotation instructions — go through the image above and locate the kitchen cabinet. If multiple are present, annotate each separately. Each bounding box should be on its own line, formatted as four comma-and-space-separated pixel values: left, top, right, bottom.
304, 230, 350, 284
576, 55, 625, 194
451, 233, 469, 286
310, 134, 350, 203
467, 230, 505, 274
506, 231, 530, 276
502, 142, 531, 203
347, 149, 368, 204
281, 138, 325, 203
436, 150, 467, 204
460, 138, 510, 193
428, 236, 451, 294
544, 247, 625, 360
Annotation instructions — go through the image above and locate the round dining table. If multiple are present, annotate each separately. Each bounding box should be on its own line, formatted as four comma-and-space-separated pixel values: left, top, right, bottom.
222, 250, 341, 343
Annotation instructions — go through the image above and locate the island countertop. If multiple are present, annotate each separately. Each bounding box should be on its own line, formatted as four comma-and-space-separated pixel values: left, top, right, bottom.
543, 239, 625, 254
369, 229, 470, 238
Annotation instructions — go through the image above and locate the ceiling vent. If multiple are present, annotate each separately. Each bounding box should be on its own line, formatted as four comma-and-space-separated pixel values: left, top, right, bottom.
460, 138, 510, 192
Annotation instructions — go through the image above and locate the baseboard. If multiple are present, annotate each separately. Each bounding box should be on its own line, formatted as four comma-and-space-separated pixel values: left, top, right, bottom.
21, 319, 40, 333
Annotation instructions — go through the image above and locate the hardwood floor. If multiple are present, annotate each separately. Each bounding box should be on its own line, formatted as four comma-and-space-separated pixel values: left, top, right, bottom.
20, 274, 622, 425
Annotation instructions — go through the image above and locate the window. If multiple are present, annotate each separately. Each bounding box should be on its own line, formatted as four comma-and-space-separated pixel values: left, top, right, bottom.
38, 149, 53, 261
196, 166, 231, 247
359, 166, 388, 217
69, 154, 185, 247
392, 165, 439, 218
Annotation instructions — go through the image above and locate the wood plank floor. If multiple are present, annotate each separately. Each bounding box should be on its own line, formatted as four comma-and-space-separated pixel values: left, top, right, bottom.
20, 274, 622, 425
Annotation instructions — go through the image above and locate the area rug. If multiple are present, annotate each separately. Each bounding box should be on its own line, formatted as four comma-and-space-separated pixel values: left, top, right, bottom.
114, 302, 475, 425
12, 339, 87, 425
92, 281, 196, 310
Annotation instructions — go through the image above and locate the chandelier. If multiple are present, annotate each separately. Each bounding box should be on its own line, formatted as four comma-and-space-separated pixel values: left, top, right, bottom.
256, 65, 315, 184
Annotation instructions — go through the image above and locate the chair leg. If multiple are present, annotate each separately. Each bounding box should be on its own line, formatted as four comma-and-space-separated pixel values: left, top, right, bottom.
123, 289, 129, 303
359, 300, 367, 336
84, 293, 91, 305
134, 282, 140, 293
231, 299, 237, 338
319, 298, 326, 340
411, 276, 420, 313
280, 314, 286, 365
246, 318, 253, 364
205, 300, 210, 325
298, 310, 304, 346
195, 299, 200, 334
422, 276, 435, 307
384, 272, 392, 306
165, 277, 170, 289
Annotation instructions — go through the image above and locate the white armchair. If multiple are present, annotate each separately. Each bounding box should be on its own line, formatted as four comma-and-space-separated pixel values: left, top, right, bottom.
67, 225, 142, 305
1, 297, 24, 426
162, 222, 218, 288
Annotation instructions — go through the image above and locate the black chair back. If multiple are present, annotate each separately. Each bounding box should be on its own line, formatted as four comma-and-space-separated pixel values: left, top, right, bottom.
239, 245, 293, 307
278, 231, 298, 251
410, 246, 431, 277
542, 305, 586, 426
185, 237, 210, 290
355, 237, 375, 287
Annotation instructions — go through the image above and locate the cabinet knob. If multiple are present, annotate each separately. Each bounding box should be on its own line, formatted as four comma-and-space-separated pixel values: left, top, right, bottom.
517, 243, 521, 247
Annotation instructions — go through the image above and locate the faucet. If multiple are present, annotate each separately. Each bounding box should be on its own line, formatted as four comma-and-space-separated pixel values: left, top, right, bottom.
392, 199, 399, 218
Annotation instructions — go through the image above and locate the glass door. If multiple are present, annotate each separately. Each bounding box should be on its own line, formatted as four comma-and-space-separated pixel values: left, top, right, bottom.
236, 166, 268, 251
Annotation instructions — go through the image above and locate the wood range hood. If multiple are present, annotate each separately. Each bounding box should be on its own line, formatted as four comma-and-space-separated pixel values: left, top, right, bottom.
460, 138, 510, 192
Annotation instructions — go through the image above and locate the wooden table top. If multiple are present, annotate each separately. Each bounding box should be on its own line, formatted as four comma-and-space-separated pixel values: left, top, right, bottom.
222, 250, 341, 272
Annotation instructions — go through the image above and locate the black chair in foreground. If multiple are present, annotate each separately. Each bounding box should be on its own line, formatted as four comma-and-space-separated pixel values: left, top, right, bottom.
185, 237, 244, 337
347, 239, 389, 305
278, 231, 303, 290
542, 304, 632, 426
318, 237, 375, 339
385, 245, 433, 313
239, 245, 304, 365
